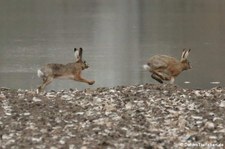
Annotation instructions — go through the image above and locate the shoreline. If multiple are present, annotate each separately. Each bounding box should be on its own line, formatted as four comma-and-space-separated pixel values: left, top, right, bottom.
1, 84, 225, 148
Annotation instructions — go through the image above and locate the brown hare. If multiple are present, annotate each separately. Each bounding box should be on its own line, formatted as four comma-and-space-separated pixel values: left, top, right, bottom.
37, 48, 95, 93
143, 49, 191, 84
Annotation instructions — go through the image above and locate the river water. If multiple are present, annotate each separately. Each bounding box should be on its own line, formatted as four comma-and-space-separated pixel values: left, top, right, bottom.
0, 0, 225, 90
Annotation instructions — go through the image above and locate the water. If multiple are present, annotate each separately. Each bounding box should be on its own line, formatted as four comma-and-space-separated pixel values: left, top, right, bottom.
1, 0, 225, 90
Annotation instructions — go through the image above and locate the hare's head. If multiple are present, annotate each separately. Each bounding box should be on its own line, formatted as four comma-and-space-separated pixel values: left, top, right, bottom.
180, 49, 191, 70
74, 47, 89, 70
81, 60, 89, 70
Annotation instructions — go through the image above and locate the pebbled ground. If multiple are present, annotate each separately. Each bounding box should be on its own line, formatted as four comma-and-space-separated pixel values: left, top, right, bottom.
0, 84, 225, 149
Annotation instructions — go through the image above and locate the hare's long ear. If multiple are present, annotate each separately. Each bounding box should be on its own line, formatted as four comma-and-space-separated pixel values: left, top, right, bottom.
181, 49, 191, 61
183, 49, 191, 59
79, 47, 83, 60
74, 48, 80, 62
181, 49, 186, 61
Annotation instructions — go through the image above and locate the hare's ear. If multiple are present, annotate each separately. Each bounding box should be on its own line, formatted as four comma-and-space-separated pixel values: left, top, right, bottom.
79, 48, 83, 60
181, 49, 191, 61
74, 48, 80, 62
183, 49, 191, 59
181, 49, 186, 60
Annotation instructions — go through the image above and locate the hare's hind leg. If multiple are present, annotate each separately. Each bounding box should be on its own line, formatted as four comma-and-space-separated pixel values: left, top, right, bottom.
169, 77, 175, 84
156, 70, 174, 84
151, 69, 167, 84
37, 77, 54, 93
151, 73, 163, 84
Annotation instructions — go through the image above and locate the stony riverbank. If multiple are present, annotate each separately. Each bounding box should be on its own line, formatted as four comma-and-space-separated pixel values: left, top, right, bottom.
0, 84, 225, 149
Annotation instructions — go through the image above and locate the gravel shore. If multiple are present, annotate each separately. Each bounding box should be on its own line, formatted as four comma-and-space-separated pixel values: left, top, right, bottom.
0, 84, 225, 149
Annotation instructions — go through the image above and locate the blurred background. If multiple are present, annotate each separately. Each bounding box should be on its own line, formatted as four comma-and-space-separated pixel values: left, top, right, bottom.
0, 0, 225, 90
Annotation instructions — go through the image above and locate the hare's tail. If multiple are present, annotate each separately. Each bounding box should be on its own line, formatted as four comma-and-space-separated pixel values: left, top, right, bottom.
37, 69, 44, 78
143, 64, 151, 71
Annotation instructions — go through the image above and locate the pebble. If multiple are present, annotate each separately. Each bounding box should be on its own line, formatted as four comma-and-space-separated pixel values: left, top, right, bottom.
0, 93, 6, 98
194, 90, 201, 96
125, 102, 133, 110
32, 97, 42, 102
219, 101, 225, 108
204, 121, 215, 130
191, 115, 203, 120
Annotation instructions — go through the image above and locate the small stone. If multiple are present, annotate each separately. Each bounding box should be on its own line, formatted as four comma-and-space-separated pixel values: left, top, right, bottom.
80, 146, 88, 149
125, 102, 132, 110
0, 93, 6, 99
32, 137, 42, 142
69, 144, 75, 149
213, 117, 222, 122
62, 95, 73, 100
93, 97, 102, 103
46, 93, 56, 98
109, 89, 116, 93
5, 112, 12, 116
204, 92, 213, 97
191, 115, 203, 120
23, 112, 30, 116
194, 90, 201, 96
219, 101, 225, 108
2, 134, 13, 140
209, 136, 217, 139
75, 112, 84, 115
59, 138, 66, 144
32, 97, 42, 102
204, 122, 215, 130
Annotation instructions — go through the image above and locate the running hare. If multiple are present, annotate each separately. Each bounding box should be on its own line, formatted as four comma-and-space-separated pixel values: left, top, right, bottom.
37, 48, 95, 93
143, 49, 191, 84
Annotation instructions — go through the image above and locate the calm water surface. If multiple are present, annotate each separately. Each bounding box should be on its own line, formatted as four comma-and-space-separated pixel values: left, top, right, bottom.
1, 0, 225, 90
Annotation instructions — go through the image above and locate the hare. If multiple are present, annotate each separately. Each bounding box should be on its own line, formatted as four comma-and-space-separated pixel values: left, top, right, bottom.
37, 48, 95, 93
143, 49, 191, 84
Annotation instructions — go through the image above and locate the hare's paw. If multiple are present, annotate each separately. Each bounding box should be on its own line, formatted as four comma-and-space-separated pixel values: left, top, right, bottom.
88, 80, 95, 85
37, 86, 42, 94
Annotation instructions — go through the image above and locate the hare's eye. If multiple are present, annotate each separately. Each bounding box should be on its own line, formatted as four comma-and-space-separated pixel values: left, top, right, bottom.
84, 60, 86, 64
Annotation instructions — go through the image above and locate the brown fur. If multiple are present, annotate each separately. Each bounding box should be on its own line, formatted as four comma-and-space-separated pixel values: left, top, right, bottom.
37, 48, 95, 93
144, 49, 191, 84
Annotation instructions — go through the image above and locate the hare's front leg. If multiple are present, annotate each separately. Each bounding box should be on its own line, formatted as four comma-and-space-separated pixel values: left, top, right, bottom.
74, 72, 95, 85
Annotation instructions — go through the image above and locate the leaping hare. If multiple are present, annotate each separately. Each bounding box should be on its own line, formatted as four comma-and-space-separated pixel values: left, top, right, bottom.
143, 49, 191, 84
37, 48, 95, 93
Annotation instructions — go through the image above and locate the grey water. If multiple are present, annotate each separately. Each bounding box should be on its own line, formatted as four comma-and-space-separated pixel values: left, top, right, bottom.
1, 0, 225, 91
